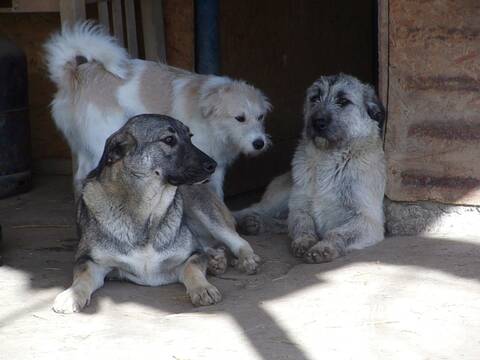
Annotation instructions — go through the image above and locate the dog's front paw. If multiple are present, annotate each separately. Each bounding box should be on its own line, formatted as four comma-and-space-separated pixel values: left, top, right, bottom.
188, 284, 222, 306
52, 288, 89, 314
206, 247, 228, 276
235, 246, 261, 274
291, 235, 318, 258
237, 213, 263, 235
303, 241, 341, 263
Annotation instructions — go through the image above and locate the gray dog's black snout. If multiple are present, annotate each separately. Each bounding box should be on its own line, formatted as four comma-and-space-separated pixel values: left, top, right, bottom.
252, 138, 265, 150
312, 117, 330, 132
203, 160, 217, 174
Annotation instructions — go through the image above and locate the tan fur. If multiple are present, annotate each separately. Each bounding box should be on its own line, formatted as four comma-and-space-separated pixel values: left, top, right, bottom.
180, 254, 222, 307
76, 62, 125, 112
139, 63, 176, 115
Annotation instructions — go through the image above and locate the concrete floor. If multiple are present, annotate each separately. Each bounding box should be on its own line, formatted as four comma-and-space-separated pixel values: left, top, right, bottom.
1, 176, 480, 359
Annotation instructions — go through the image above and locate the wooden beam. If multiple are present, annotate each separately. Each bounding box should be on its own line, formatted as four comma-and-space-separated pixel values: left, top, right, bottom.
111, 0, 124, 45
0, 0, 98, 13
140, 0, 166, 62
378, 0, 389, 119
59, 0, 86, 26
124, 0, 138, 57
97, 0, 110, 31
0, 0, 59, 13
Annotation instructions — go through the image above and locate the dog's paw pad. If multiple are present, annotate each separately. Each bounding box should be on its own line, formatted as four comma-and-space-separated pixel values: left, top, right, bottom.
237, 253, 261, 275
303, 242, 339, 264
291, 236, 318, 258
207, 249, 228, 276
189, 284, 222, 306
238, 214, 263, 236
52, 288, 88, 314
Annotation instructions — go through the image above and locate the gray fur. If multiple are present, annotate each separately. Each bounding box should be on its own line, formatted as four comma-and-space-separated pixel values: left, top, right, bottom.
235, 74, 386, 263
53, 114, 260, 313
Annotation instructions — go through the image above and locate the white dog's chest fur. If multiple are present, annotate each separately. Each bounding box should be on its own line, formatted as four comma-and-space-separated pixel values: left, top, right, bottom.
292, 140, 384, 234
92, 243, 193, 286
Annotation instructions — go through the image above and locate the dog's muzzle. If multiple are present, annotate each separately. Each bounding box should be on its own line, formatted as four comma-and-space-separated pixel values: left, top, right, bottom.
312, 117, 331, 134
203, 160, 217, 174
189, 160, 216, 185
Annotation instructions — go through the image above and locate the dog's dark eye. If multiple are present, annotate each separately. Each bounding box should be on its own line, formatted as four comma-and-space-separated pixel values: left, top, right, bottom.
235, 115, 245, 123
336, 97, 351, 107
257, 114, 264, 121
162, 136, 176, 146
309, 95, 320, 103
336, 97, 352, 107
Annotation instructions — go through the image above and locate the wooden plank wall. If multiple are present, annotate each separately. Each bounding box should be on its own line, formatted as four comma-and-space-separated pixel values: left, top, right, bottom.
0, 0, 194, 174
220, 0, 375, 195
384, 0, 480, 205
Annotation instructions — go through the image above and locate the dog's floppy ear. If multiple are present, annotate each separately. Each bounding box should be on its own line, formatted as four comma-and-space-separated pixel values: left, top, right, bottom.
199, 82, 229, 118
365, 89, 386, 130
87, 130, 137, 179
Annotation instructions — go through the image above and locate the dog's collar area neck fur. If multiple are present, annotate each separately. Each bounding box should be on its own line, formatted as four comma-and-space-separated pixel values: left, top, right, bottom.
91, 176, 180, 225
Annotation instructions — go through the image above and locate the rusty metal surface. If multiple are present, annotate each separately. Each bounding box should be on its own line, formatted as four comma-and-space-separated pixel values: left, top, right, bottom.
384, 0, 480, 205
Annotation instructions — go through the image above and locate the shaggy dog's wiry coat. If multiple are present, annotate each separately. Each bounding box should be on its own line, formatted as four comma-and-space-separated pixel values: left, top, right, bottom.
235, 74, 386, 263
44, 22, 271, 198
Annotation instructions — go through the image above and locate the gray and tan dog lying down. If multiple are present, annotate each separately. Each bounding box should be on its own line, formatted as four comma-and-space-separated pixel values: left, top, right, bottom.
53, 114, 260, 313
235, 74, 386, 263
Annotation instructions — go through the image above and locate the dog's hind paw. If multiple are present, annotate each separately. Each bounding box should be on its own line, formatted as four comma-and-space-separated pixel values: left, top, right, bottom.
188, 284, 222, 306
206, 247, 228, 276
237, 213, 263, 236
52, 288, 89, 314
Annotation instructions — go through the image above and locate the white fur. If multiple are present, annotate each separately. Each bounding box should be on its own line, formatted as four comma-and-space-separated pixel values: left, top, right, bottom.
44, 22, 271, 198
116, 60, 148, 116
44, 21, 129, 86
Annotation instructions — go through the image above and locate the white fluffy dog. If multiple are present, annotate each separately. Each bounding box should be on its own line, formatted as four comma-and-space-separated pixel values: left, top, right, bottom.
44, 22, 271, 198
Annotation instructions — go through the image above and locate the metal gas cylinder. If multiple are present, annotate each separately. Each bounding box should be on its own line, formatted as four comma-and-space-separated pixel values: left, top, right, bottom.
0, 37, 31, 198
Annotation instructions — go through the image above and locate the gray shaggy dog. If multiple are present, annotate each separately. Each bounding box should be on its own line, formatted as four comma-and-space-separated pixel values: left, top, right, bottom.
235, 74, 386, 263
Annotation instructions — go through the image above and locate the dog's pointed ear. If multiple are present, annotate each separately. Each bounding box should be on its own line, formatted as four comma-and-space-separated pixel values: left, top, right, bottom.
365, 89, 386, 130
105, 131, 137, 164
88, 130, 137, 179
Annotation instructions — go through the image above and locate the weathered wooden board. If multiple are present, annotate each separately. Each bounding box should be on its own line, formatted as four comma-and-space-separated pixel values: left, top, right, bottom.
163, 0, 194, 70
385, 0, 480, 205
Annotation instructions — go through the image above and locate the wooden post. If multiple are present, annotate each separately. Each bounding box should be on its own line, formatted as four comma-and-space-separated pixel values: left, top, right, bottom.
140, 0, 166, 62
124, 0, 138, 57
59, 0, 86, 26
111, 0, 124, 46
97, 0, 110, 30
378, 0, 389, 119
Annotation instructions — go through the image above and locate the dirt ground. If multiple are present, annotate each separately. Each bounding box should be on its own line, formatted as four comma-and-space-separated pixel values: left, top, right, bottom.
1, 176, 479, 360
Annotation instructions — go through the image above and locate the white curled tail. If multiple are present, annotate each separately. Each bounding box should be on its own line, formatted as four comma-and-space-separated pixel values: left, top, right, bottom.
43, 21, 129, 88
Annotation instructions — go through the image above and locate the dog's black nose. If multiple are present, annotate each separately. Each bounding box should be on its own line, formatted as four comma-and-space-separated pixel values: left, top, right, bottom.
312, 117, 330, 132
252, 139, 265, 150
203, 160, 217, 174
